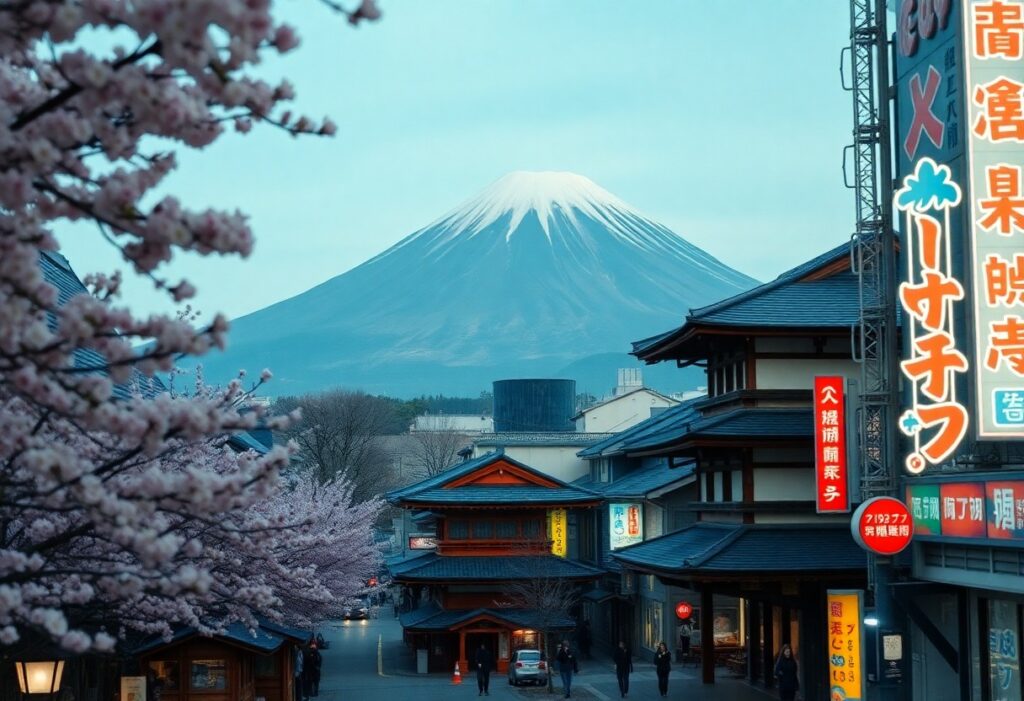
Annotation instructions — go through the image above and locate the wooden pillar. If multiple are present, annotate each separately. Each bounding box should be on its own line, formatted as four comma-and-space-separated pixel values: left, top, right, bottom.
700, 586, 715, 684
459, 631, 466, 675
747, 599, 762, 683
762, 602, 775, 688
781, 607, 791, 646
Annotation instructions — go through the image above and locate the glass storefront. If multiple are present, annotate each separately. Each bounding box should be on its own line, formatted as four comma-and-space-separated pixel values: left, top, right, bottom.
989, 599, 1022, 701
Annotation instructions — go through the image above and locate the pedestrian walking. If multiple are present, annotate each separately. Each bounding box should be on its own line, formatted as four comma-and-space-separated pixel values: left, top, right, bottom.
293, 644, 305, 701
578, 620, 592, 660
474, 642, 494, 696
613, 641, 633, 698
654, 641, 672, 697
774, 644, 799, 701
556, 640, 579, 698
304, 642, 322, 698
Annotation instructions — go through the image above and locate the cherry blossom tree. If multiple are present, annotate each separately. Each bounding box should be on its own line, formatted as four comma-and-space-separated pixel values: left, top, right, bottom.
0, 0, 381, 652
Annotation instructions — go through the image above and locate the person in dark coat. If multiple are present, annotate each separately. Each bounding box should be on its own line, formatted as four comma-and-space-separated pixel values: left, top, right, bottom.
556, 640, 579, 698
474, 643, 494, 696
613, 641, 633, 698
654, 641, 672, 697
304, 642, 322, 698
774, 644, 799, 701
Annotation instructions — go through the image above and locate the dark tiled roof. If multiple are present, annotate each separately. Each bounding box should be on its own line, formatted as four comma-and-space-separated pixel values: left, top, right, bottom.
386, 451, 600, 506
574, 463, 696, 500
400, 604, 574, 632
388, 553, 603, 581
131, 620, 308, 655
41, 252, 165, 400
632, 243, 860, 361
403, 486, 600, 506
623, 407, 813, 453
579, 399, 703, 458
611, 523, 866, 574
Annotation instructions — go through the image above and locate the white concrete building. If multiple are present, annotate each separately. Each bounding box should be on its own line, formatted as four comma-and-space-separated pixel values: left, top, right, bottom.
573, 387, 679, 433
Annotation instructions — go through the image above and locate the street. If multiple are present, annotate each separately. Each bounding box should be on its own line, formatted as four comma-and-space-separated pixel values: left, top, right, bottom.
313, 609, 777, 701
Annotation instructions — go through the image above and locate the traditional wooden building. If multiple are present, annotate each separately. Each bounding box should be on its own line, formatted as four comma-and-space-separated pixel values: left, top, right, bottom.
605, 244, 869, 697
134, 621, 309, 701
386, 451, 604, 674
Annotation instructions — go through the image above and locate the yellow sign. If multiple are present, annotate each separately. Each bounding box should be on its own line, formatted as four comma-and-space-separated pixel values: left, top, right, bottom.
826, 590, 865, 701
548, 508, 567, 557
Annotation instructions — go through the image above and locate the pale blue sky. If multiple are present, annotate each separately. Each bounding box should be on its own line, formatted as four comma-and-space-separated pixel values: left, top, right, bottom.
60, 1, 855, 321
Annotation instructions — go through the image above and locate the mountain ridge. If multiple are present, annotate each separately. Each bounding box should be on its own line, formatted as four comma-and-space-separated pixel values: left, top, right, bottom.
193, 172, 756, 397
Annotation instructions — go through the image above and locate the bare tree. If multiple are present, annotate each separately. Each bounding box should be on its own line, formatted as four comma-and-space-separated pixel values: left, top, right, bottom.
274, 390, 400, 502
409, 415, 468, 478
502, 559, 580, 694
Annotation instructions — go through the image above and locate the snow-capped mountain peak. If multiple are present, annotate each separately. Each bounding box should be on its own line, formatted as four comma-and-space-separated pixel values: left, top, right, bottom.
434, 171, 642, 242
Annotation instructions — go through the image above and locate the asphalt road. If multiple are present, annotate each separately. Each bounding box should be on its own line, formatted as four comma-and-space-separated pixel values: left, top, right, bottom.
312, 609, 775, 701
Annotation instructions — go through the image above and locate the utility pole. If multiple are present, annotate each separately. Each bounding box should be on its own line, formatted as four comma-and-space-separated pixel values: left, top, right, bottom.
847, 0, 902, 698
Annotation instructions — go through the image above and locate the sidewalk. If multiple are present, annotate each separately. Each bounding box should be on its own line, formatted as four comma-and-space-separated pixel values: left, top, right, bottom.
375, 607, 775, 700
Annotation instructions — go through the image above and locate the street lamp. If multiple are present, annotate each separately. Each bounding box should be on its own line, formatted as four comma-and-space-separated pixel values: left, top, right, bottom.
14, 659, 64, 697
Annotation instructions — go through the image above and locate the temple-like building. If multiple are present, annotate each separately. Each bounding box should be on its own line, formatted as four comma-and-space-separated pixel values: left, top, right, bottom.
386, 451, 604, 674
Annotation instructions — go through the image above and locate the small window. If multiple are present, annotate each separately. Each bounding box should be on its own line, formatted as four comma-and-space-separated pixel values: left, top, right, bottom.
496, 520, 517, 538
523, 520, 542, 538
448, 520, 469, 539
190, 659, 227, 691
473, 521, 494, 539
149, 661, 180, 691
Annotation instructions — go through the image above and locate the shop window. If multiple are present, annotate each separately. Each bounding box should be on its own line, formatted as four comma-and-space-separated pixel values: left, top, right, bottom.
448, 520, 469, 539
190, 659, 227, 691
642, 598, 664, 650
988, 599, 1021, 700
148, 661, 180, 691
512, 629, 540, 650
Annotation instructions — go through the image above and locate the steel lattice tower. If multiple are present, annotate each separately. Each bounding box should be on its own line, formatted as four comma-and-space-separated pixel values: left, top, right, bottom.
847, 0, 898, 503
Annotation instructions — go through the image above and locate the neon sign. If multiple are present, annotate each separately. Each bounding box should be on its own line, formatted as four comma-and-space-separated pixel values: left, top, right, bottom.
965, 0, 1024, 437
814, 376, 850, 512
896, 157, 970, 473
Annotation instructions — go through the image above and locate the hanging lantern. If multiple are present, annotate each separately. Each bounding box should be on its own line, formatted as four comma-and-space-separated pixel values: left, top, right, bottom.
14, 659, 65, 695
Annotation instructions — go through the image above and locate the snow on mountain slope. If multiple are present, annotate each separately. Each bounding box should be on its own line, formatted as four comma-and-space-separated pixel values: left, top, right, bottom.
194, 172, 757, 397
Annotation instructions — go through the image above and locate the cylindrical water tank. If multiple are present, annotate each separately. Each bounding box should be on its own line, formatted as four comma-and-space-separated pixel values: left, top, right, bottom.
493, 379, 576, 432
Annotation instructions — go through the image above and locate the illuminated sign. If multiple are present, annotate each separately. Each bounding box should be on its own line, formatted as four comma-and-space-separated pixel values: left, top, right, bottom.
675, 602, 693, 620
408, 535, 437, 550
548, 508, 567, 557
963, 0, 1024, 437
852, 497, 914, 556
908, 476, 1024, 540
814, 376, 850, 512
609, 503, 643, 550
896, 157, 970, 473
827, 590, 866, 701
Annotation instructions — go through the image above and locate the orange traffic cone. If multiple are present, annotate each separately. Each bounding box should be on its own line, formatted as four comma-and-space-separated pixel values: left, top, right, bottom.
452, 661, 463, 685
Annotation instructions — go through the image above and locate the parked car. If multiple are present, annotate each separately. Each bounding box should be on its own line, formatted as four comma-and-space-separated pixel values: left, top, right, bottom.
342, 601, 369, 620
507, 649, 546, 686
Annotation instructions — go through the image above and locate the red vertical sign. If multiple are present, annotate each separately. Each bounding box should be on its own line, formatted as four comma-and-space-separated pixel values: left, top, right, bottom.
815, 376, 849, 512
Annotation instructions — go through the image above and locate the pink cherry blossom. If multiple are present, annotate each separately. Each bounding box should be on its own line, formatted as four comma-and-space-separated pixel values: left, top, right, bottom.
0, 0, 382, 653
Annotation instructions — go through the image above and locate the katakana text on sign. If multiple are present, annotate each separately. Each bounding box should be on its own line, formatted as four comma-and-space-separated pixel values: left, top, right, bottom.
827, 590, 865, 701
895, 158, 970, 471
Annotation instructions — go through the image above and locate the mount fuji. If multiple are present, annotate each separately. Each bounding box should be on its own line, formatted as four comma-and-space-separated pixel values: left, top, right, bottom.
194, 172, 757, 398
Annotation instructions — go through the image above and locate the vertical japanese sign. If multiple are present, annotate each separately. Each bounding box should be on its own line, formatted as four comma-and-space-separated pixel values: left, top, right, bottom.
827, 590, 866, 701
548, 508, 567, 557
963, 0, 1024, 437
896, 157, 971, 473
814, 376, 850, 512
608, 503, 643, 550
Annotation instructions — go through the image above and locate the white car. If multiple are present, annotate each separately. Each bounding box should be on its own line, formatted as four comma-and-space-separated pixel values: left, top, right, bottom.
507, 649, 547, 686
